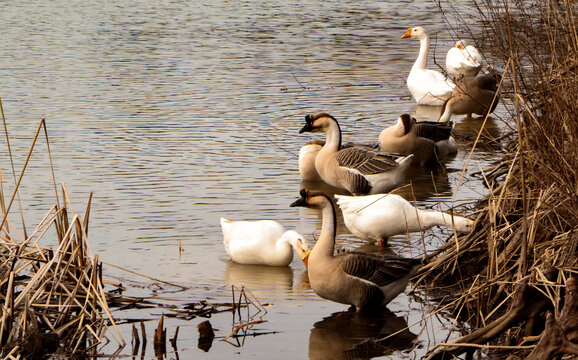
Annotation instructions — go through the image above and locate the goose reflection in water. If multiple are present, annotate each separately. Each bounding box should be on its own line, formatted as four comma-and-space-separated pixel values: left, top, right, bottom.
308, 308, 417, 360
223, 261, 295, 296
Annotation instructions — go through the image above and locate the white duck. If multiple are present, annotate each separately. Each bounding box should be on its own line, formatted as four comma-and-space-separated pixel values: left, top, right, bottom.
220, 218, 310, 267
298, 113, 413, 195
290, 189, 421, 311
402, 26, 455, 106
446, 40, 483, 80
335, 193, 474, 246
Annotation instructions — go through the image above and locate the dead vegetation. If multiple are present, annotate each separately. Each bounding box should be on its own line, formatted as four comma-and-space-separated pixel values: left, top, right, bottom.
419, 0, 578, 358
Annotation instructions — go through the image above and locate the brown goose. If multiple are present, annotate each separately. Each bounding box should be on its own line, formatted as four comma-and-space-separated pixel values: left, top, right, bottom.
290, 189, 422, 311
379, 114, 456, 166
298, 113, 413, 195
299, 140, 380, 182
438, 67, 502, 122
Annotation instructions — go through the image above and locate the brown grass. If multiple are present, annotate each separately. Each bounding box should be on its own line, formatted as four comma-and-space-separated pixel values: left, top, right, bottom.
420, 0, 578, 358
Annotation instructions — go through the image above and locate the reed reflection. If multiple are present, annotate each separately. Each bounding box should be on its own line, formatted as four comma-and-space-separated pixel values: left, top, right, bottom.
308, 308, 417, 360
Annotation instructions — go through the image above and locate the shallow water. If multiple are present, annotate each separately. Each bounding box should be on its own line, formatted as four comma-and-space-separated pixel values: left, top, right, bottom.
0, 0, 508, 358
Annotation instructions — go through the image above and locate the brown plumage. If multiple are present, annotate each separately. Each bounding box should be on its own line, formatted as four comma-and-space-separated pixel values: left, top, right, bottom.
298, 113, 413, 195
290, 189, 422, 311
379, 114, 455, 166
438, 67, 502, 122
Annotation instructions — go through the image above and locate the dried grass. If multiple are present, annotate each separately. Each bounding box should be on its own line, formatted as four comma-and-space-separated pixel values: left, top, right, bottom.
0, 116, 124, 358
420, 0, 578, 358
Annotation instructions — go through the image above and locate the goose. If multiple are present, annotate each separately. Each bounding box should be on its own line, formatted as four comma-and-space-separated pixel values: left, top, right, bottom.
299, 140, 380, 182
402, 27, 455, 106
298, 113, 413, 195
446, 40, 483, 80
334, 193, 474, 246
438, 67, 502, 122
290, 189, 422, 311
220, 218, 310, 267
378, 114, 456, 166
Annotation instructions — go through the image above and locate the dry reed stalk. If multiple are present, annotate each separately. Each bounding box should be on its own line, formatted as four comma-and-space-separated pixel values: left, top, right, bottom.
421, 0, 578, 358
0, 115, 125, 358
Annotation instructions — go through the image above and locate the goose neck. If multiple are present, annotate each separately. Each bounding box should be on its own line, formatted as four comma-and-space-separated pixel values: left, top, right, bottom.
323, 121, 342, 151
315, 201, 337, 257
413, 35, 430, 71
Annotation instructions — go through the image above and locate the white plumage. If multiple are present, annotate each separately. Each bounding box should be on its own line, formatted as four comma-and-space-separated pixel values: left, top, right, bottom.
402, 27, 455, 106
220, 218, 310, 267
446, 40, 483, 79
335, 193, 474, 245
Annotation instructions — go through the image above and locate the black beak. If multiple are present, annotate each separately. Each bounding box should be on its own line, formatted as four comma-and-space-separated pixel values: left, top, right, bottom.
299, 123, 313, 134
290, 189, 308, 207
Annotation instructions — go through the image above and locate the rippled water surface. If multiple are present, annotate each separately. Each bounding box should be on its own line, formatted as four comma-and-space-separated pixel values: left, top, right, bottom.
0, 0, 509, 358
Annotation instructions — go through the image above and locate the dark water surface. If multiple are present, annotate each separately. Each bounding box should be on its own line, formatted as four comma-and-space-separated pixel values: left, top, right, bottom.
0, 0, 508, 358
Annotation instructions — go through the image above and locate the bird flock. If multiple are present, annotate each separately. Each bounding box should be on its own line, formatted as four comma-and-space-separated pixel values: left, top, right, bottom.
220, 26, 498, 311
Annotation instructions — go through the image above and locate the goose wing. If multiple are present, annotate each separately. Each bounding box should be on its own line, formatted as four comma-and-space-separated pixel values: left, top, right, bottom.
411, 121, 454, 142
334, 147, 399, 176
338, 252, 421, 287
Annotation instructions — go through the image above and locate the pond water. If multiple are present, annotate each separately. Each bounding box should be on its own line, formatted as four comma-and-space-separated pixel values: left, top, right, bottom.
0, 0, 509, 358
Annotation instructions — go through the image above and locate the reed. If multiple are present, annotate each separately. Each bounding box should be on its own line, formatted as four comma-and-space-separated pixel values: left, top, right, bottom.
0, 117, 123, 358
420, 0, 578, 358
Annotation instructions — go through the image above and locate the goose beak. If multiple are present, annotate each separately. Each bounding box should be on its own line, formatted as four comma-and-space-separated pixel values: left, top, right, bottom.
290, 196, 307, 207
300, 249, 311, 269
299, 123, 314, 134
401, 28, 412, 38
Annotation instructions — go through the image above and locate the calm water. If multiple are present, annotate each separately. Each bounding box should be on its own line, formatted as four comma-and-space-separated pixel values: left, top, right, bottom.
0, 0, 508, 358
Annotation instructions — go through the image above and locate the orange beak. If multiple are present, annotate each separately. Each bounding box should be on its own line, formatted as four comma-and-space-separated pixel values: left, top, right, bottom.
401, 28, 412, 39
301, 249, 311, 269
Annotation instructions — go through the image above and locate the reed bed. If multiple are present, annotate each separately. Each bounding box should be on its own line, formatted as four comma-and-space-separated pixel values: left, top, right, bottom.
0, 118, 124, 358
419, 0, 578, 358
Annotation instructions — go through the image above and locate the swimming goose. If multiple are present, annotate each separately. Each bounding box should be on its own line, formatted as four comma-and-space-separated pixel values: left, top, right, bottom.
402, 27, 455, 106
378, 114, 456, 166
446, 40, 483, 80
438, 67, 502, 122
290, 189, 422, 311
298, 113, 413, 195
220, 218, 310, 267
334, 193, 474, 246
299, 140, 380, 182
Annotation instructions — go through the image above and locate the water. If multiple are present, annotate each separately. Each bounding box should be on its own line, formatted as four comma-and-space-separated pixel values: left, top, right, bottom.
0, 0, 507, 358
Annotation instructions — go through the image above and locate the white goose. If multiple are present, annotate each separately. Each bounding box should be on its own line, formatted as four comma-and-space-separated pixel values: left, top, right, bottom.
379, 114, 456, 166
446, 40, 483, 80
220, 218, 310, 267
335, 193, 474, 246
402, 26, 455, 106
290, 189, 421, 311
298, 113, 413, 195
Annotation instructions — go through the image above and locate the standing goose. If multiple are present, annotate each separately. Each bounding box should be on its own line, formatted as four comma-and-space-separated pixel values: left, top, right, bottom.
402, 27, 455, 106
290, 189, 422, 311
379, 114, 456, 166
298, 113, 413, 195
334, 193, 474, 246
446, 40, 483, 80
220, 218, 310, 267
438, 67, 502, 122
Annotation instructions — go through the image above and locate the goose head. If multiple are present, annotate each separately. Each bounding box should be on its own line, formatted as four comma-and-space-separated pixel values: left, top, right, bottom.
299, 113, 338, 134
290, 188, 329, 210
452, 216, 475, 234
401, 26, 428, 40
284, 230, 311, 267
